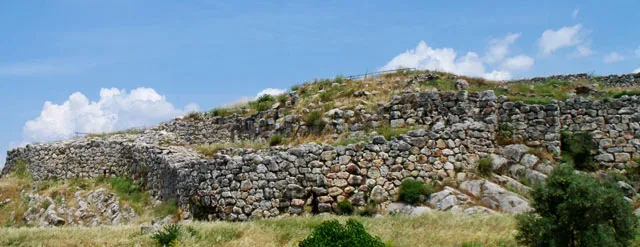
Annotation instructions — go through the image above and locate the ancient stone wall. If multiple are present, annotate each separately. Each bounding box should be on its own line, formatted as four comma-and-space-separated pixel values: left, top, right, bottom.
2, 137, 194, 201
498, 100, 561, 153
559, 97, 640, 168
4, 90, 640, 221
506, 72, 640, 87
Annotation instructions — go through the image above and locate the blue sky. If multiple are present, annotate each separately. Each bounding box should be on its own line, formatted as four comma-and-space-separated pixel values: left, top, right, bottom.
1, 1, 639, 165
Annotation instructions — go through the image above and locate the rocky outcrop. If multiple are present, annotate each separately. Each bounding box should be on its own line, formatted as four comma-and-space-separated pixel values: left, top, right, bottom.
21, 188, 137, 227
459, 179, 531, 214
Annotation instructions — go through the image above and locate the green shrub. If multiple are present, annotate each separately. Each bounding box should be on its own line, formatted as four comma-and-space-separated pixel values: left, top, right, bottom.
151, 224, 181, 247
183, 112, 202, 121
515, 164, 638, 247
357, 201, 379, 217
269, 135, 285, 146
477, 157, 493, 177
337, 200, 354, 215
298, 219, 385, 247
109, 176, 149, 212
319, 91, 333, 102
207, 108, 230, 117
560, 131, 596, 171
496, 123, 519, 145
398, 180, 434, 205
304, 111, 326, 134
153, 199, 179, 217
10, 160, 33, 181
249, 94, 276, 112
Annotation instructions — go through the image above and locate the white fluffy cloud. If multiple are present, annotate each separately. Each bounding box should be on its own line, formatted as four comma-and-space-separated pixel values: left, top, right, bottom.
576, 45, 593, 57
22, 87, 199, 143
256, 88, 286, 98
485, 33, 521, 64
603, 52, 624, 63
634, 68, 640, 73
539, 24, 586, 55
380, 36, 534, 80
501, 55, 535, 71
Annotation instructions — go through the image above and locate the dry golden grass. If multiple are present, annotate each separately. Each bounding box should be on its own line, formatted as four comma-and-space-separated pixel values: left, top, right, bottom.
194, 141, 268, 158
0, 212, 520, 247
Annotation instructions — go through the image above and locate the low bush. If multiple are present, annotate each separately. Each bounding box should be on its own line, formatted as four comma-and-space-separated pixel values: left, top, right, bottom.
298, 219, 385, 247
303, 111, 326, 134
153, 199, 179, 217
477, 157, 493, 177
398, 180, 434, 205
249, 94, 275, 112
109, 176, 149, 212
560, 131, 596, 171
337, 200, 354, 215
151, 224, 181, 247
183, 112, 202, 121
357, 201, 379, 217
10, 160, 32, 181
269, 135, 285, 147
516, 164, 638, 246
206, 108, 230, 117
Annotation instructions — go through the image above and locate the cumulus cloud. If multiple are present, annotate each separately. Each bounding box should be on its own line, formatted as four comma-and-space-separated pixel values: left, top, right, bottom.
634, 68, 640, 73
21, 87, 198, 143
485, 33, 521, 64
380, 37, 535, 80
572, 9, 579, 18
603, 52, 624, 63
501, 55, 535, 71
539, 24, 586, 55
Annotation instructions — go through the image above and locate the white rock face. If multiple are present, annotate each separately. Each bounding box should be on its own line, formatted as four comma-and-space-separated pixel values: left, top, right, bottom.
459, 179, 532, 214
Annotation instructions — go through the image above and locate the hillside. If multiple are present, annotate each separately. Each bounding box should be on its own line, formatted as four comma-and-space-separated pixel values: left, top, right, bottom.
2, 70, 640, 246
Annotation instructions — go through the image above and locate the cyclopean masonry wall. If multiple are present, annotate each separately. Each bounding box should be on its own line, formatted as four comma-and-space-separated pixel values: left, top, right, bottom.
506, 72, 640, 87
3, 89, 640, 221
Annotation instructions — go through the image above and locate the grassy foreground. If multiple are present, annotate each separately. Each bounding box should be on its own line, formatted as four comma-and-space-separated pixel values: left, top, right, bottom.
0, 212, 519, 247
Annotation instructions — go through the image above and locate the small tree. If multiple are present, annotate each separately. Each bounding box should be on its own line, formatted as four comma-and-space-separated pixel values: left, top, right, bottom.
516, 164, 638, 247
560, 131, 597, 171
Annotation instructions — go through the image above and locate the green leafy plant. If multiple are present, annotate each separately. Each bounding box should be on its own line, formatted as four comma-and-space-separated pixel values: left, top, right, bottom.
560, 131, 597, 171
298, 219, 385, 247
398, 180, 434, 205
151, 223, 181, 247
477, 157, 493, 177
516, 164, 638, 247
337, 200, 354, 215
